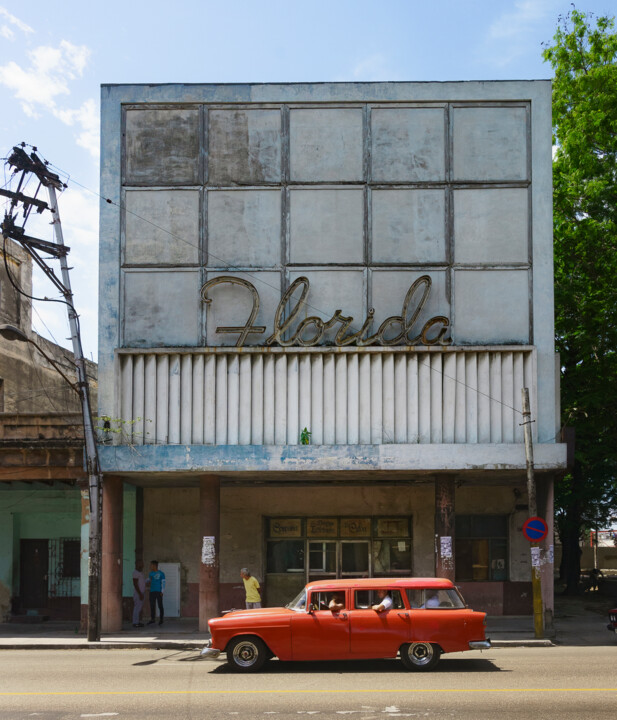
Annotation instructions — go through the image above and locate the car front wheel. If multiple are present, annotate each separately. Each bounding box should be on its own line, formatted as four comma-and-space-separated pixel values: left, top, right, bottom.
400, 642, 441, 671
227, 636, 269, 672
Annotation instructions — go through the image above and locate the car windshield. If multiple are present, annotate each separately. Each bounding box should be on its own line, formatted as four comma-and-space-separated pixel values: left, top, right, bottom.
286, 588, 307, 611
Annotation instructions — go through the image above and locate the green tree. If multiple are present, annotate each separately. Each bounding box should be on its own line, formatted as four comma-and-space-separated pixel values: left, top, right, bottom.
543, 8, 617, 593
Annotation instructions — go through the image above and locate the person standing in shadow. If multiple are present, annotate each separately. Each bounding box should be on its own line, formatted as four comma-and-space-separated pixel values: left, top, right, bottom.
146, 560, 165, 626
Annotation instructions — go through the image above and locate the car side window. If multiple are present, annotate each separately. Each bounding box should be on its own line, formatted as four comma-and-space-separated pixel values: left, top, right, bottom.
406, 588, 465, 609
406, 589, 423, 608
353, 589, 404, 609
310, 592, 331, 610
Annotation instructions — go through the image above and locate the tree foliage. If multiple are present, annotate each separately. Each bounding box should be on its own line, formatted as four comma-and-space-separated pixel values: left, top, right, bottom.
543, 7, 617, 591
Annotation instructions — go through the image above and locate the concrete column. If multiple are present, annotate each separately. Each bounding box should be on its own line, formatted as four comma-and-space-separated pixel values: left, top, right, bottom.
79, 487, 90, 633
199, 475, 220, 632
435, 476, 456, 581
101, 475, 123, 633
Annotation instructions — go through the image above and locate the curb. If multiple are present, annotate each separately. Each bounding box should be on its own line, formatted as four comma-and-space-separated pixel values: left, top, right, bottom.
0, 641, 206, 651
490, 639, 554, 647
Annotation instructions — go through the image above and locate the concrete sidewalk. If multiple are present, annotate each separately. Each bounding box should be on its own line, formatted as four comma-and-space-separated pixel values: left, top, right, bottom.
0, 593, 614, 651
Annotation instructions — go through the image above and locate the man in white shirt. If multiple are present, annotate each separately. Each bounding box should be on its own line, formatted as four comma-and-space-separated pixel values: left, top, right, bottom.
372, 589, 393, 613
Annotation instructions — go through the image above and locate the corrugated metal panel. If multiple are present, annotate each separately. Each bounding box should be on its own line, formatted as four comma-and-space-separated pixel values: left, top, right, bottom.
116, 347, 537, 446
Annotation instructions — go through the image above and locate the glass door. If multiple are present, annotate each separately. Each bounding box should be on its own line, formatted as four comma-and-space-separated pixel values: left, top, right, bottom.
308, 541, 337, 581
341, 540, 370, 577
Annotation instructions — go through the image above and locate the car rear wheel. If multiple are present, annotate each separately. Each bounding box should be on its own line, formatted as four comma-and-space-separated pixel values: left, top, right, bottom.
227, 636, 268, 672
400, 642, 441, 671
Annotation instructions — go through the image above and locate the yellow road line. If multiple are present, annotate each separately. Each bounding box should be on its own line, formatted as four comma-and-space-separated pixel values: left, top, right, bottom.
1, 688, 617, 696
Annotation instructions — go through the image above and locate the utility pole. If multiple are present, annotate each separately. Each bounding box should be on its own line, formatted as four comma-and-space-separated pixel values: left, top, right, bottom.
521, 387, 544, 639
1, 144, 102, 641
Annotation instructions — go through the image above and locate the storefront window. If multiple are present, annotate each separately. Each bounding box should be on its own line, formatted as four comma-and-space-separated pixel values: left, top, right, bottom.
341, 541, 369, 575
266, 540, 305, 573
455, 515, 508, 582
309, 541, 337, 573
373, 539, 411, 574
266, 516, 412, 579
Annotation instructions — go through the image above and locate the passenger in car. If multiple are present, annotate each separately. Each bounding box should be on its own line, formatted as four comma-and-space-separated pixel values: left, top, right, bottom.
372, 589, 393, 613
423, 592, 440, 608
328, 592, 345, 612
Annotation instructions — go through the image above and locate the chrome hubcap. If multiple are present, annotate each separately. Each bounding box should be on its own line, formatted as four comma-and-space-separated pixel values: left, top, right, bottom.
409, 642, 433, 666
233, 641, 259, 667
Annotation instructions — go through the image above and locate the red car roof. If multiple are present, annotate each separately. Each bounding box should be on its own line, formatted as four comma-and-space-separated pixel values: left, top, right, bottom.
305, 577, 455, 592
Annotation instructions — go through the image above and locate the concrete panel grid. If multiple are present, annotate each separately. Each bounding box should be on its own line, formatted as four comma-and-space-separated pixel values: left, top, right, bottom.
123, 269, 202, 347
289, 108, 364, 182
453, 269, 530, 344
124, 190, 200, 266
289, 189, 364, 264
208, 109, 282, 185
371, 189, 446, 264
453, 188, 529, 264
371, 107, 446, 182
452, 106, 528, 182
124, 108, 201, 185
207, 189, 282, 267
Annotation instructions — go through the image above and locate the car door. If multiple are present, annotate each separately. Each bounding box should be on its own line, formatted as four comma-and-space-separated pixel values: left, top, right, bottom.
348, 588, 410, 658
290, 590, 350, 660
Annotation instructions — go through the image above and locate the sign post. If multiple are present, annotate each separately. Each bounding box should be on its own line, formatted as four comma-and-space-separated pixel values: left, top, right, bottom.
521, 388, 544, 639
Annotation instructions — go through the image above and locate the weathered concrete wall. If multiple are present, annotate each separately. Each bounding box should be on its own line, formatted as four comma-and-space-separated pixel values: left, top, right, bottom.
1, 238, 97, 414
100, 81, 556, 447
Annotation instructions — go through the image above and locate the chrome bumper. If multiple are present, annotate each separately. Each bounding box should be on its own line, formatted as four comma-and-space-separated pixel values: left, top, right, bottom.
200, 647, 221, 659
200, 640, 221, 659
469, 639, 491, 650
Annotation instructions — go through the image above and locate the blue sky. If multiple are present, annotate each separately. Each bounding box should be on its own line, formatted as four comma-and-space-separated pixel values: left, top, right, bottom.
0, 0, 613, 358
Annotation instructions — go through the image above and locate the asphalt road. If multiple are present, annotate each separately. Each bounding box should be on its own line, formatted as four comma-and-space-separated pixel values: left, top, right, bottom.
1, 646, 616, 719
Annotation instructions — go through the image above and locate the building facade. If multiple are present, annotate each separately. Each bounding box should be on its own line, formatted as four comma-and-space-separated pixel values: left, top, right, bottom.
98, 81, 566, 630
0, 238, 99, 622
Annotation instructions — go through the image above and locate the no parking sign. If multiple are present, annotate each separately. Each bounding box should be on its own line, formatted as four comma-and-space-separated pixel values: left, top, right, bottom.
522, 516, 548, 542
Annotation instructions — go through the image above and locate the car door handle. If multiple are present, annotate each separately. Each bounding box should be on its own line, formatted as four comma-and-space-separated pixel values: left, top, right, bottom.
340, 612, 348, 619
397, 612, 409, 618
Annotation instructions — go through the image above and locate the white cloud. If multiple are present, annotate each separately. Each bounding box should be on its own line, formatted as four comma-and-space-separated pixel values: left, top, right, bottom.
485, 0, 560, 67
0, 6, 34, 39
0, 40, 99, 158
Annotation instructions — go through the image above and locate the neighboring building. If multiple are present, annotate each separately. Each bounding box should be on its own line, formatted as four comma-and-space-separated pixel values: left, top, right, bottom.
98, 81, 567, 631
0, 237, 98, 622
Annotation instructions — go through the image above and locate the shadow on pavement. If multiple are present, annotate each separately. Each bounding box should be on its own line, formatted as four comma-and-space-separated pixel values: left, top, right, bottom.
206, 657, 503, 674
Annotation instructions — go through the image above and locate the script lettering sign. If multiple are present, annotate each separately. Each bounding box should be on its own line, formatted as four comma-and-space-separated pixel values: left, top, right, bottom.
201, 275, 451, 348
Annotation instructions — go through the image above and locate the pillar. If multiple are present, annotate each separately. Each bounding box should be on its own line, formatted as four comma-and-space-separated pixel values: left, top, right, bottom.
199, 475, 220, 632
435, 476, 456, 581
79, 487, 89, 633
101, 475, 123, 632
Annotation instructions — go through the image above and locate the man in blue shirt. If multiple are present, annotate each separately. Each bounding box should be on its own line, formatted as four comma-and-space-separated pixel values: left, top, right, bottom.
146, 560, 166, 626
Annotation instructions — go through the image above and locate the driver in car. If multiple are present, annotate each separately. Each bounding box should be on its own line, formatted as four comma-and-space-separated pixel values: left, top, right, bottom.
328, 592, 345, 612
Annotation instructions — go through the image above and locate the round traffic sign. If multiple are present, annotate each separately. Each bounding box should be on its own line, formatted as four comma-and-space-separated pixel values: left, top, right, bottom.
522, 516, 548, 542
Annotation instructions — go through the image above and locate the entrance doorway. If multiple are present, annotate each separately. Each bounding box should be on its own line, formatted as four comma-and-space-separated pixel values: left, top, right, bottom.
20, 539, 49, 609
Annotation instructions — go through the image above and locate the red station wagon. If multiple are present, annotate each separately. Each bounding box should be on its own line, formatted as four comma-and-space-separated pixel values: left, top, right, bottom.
201, 577, 490, 672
